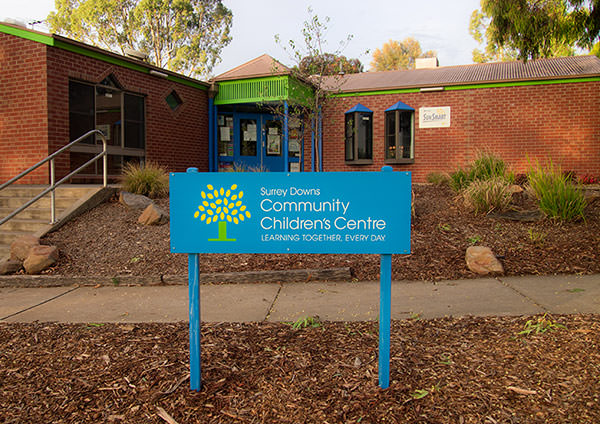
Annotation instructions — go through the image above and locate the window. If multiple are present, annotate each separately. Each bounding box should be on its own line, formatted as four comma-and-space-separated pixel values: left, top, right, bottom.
165, 90, 182, 111
68, 75, 146, 179
384, 101, 415, 163
344, 103, 373, 164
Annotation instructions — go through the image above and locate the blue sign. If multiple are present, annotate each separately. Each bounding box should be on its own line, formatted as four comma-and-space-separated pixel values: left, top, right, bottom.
170, 171, 411, 254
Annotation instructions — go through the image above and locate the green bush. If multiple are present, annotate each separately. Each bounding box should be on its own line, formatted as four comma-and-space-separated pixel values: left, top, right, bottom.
449, 168, 472, 192
121, 161, 169, 198
527, 161, 586, 221
448, 152, 513, 192
426, 172, 449, 186
470, 151, 513, 182
462, 177, 513, 214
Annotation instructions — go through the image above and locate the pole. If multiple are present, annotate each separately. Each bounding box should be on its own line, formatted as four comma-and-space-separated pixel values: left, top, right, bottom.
187, 167, 202, 391
379, 165, 393, 389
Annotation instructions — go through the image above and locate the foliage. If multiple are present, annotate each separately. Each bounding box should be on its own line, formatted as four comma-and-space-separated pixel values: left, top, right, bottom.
462, 177, 513, 215
370, 37, 437, 71
579, 174, 600, 184
476, 0, 599, 61
275, 8, 356, 172
527, 228, 547, 246
466, 234, 483, 244
47, 0, 232, 78
518, 313, 566, 336
449, 152, 513, 192
426, 172, 449, 186
297, 53, 363, 75
527, 160, 587, 221
288, 316, 322, 330
120, 161, 169, 198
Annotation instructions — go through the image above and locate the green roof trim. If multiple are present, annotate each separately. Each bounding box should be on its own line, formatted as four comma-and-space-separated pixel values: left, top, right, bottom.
0, 22, 54, 46
0, 23, 207, 91
330, 76, 600, 97
215, 75, 313, 106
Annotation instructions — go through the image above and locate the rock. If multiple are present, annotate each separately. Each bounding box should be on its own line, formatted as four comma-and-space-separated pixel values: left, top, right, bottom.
508, 184, 524, 194
138, 203, 169, 225
10, 235, 40, 261
119, 191, 153, 210
0, 258, 22, 275
465, 246, 504, 275
23, 245, 59, 275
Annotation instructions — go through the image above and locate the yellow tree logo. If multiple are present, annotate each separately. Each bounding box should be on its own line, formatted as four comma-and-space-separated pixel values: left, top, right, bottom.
193, 184, 251, 241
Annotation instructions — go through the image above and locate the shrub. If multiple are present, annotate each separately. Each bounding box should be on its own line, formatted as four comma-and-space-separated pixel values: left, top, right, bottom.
426, 172, 449, 186
120, 161, 169, 198
462, 177, 513, 214
448, 152, 513, 192
448, 168, 472, 192
470, 151, 513, 182
527, 161, 586, 221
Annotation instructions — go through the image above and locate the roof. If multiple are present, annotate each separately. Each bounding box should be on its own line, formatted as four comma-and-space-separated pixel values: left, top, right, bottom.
213, 54, 291, 81
0, 21, 209, 89
325, 56, 600, 93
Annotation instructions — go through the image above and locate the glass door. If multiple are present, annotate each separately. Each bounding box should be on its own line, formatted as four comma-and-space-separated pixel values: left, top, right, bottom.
262, 117, 284, 171
238, 114, 261, 170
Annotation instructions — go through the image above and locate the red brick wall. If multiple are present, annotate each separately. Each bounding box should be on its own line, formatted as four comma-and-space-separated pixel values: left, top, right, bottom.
316, 82, 600, 182
1, 31, 209, 185
0, 33, 49, 184
46, 46, 209, 181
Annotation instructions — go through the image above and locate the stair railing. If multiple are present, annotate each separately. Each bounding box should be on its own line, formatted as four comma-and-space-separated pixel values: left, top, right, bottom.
0, 130, 107, 225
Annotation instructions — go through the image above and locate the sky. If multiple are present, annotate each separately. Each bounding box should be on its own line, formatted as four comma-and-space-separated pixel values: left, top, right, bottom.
2, 0, 481, 77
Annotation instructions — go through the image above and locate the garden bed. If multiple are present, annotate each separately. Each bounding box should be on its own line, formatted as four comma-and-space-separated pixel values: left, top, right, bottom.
1, 315, 598, 423
41, 184, 600, 281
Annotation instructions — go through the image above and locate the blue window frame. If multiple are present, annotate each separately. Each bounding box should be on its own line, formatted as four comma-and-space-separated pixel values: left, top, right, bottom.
345, 103, 373, 164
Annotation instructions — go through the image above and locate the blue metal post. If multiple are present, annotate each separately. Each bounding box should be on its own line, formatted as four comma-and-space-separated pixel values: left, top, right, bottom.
379, 165, 393, 389
187, 167, 202, 391
283, 101, 289, 171
310, 116, 315, 172
318, 106, 323, 172
208, 99, 214, 172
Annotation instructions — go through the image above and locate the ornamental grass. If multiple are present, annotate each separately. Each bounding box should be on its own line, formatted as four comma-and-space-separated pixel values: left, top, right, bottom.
120, 161, 169, 198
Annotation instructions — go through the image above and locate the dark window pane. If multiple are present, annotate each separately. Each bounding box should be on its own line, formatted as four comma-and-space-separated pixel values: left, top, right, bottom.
166, 90, 183, 110
399, 111, 413, 159
357, 112, 372, 160
345, 114, 354, 160
240, 119, 257, 156
124, 94, 145, 149
69, 81, 95, 142
385, 111, 396, 159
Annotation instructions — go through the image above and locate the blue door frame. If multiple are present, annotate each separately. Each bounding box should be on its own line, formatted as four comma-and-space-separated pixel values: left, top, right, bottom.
212, 103, 303, 172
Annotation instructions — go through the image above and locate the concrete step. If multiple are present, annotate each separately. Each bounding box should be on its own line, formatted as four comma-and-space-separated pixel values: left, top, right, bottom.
0, 207, 65, 220
0, 218, 49, 232
1, 185, 96, 198
0, 196, 78, 210
0, 230, 30, 246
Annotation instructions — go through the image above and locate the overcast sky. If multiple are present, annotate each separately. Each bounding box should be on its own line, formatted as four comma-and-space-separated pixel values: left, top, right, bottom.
3, 0, 481, 77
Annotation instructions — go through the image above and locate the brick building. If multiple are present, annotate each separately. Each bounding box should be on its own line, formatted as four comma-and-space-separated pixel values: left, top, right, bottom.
0, 21, 209, 184
1, 21, 599, 184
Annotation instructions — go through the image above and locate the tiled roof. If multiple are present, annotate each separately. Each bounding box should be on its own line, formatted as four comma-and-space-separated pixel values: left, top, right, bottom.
324, 55, 600, 93
213, 54, 291, 81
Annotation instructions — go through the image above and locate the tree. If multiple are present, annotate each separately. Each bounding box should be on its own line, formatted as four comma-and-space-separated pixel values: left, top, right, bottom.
297, 53, 363, 75
476, 0, 600, 61
47, 0, 232, 78
370, 38, 437, 71
275, 8, 357, 171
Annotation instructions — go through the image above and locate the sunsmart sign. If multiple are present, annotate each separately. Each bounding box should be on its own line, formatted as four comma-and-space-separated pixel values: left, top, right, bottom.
170, 171, 411, 254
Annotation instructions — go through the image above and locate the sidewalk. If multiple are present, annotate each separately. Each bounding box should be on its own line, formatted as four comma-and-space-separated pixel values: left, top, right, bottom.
1, 274, 598, 323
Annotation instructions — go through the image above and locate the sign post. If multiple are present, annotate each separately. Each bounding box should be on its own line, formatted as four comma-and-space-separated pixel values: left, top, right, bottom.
170, 168, 411, 391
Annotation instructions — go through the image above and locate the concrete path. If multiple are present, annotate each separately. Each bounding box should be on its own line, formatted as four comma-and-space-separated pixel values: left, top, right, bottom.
1, 274, 598, 323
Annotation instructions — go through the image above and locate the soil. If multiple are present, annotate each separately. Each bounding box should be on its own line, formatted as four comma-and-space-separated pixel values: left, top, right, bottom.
42, 184, 600, 280
1, 315, 599, 423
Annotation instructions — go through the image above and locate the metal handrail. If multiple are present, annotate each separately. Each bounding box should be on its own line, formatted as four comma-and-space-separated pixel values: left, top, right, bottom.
0, 129, 107, 226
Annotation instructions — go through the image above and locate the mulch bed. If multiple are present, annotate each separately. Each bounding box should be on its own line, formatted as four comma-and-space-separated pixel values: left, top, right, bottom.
42, 184, 600, 281
1, 315, 599, 423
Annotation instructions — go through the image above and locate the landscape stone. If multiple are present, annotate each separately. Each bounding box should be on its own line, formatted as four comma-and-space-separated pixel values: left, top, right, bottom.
23, 245, 59, 275
0, 258, 22, 275
10, 235, 40, 261
119, 191, 153, 210
465, 246, 504, 275
138, 203, 169, 225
